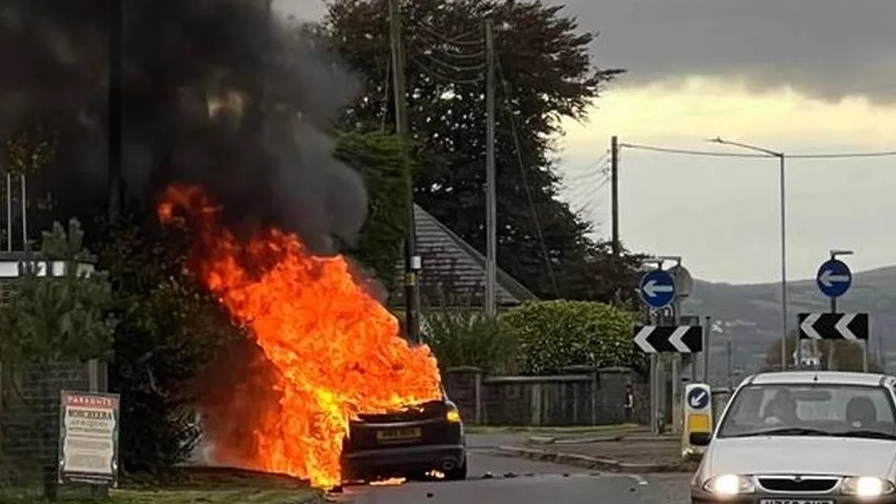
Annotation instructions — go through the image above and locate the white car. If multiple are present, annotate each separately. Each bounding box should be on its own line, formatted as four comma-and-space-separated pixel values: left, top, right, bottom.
691, 371, 896, 504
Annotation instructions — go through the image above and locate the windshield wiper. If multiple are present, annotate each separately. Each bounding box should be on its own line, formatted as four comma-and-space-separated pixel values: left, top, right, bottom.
836, 429, 896, 440
733, 427, 833, 438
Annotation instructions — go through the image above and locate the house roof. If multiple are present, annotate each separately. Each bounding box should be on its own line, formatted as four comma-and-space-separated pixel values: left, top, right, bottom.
389, 205, 537, 308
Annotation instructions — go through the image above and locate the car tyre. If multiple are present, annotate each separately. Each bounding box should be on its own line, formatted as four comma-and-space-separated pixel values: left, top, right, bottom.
445, 457, 467, 481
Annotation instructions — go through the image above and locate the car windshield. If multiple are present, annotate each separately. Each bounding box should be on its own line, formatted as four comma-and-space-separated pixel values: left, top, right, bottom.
717, 383, 896, 440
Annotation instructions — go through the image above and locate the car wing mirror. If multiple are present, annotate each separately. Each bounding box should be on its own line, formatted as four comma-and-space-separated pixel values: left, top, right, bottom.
689, 432, 711, 446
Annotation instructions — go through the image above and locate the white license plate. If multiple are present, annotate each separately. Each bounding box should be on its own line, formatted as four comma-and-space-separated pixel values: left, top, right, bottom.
759, 500, 833, 504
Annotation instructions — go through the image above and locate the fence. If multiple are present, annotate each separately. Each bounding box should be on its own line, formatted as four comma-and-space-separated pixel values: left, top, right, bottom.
443, 366, 649, 426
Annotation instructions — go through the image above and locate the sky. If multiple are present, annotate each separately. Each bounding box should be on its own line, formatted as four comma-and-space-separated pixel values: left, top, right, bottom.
277, 0, 896, 284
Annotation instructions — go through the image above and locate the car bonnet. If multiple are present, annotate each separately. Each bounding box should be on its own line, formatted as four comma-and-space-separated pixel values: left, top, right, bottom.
707, 436, 896, 478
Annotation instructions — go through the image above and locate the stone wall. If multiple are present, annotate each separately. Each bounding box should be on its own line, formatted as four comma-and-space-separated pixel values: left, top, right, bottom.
443, 366, 648, 426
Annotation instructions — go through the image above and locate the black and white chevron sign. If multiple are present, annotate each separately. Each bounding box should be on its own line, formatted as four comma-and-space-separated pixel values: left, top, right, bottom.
798, 313, 870, 340
633, 325, 703, 353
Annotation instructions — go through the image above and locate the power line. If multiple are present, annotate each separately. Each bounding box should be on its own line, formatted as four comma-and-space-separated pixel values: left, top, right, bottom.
417, 51, 486, 74
565, 164, 609, 185
409, 31, 486, 60
496, 54, 559, 298
568, 174, 610, 205
789, 151, 896, 159
620, 143, 767, 158
409, 55, 484, 85
561, 150, 609, 175
416, 23, 484, 46
621, 142, 896, 159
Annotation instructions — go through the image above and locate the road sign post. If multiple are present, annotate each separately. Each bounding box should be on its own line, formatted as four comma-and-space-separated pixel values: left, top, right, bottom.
636, 260, 706, 435
639, 266, 676, 436
639, 269, 676, 309
798, 312, 870, 372
816, 258, 852, 300
634, 326, 704, 353
811, 253, 862, 371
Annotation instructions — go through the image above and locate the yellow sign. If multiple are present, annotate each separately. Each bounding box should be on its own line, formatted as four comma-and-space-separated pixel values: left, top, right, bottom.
687, 413, 710, 433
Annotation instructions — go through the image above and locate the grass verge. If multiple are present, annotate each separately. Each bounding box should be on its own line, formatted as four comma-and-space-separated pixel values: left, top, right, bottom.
0, 467, 323, 504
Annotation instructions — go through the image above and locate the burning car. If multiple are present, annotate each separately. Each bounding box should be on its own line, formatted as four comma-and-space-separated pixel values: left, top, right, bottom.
340, 388, 467, 483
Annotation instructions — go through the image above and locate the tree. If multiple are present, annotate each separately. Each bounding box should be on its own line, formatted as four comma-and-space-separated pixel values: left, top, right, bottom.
763, 331, 883, 372
335, 130, 413, 292
324, 0, 636, 301
421, 290, 519, 374
0, 218, 116, 366
503, 300, 645, 375
98, 220, 243, 473
0, 218, 116, 496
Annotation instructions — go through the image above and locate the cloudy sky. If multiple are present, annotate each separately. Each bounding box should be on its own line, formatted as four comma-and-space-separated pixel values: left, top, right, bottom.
278, 0, 896, 284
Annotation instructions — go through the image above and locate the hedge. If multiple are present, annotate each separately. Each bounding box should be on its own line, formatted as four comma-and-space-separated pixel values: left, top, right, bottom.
503, 300, 644, 375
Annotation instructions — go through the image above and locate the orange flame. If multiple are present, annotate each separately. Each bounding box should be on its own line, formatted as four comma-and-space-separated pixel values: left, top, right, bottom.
158, 184, 442, 488
369, 477, 407, 486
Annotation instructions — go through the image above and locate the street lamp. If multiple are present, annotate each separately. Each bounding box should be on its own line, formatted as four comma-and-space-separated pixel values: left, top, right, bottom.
710, 137, 788, 371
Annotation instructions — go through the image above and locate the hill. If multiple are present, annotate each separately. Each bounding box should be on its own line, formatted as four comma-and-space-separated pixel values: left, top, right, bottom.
680, 265, 896, 384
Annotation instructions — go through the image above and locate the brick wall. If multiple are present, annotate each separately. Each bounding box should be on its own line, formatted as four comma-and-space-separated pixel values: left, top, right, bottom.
1, 362, 91, 487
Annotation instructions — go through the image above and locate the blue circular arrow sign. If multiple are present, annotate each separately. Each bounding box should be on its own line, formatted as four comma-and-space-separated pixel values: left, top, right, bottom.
639, 270, 676, 309
816, 259, 852, 298
687, 387, 710, 410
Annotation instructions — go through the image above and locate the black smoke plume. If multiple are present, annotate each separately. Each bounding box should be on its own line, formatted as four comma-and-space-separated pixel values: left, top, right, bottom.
0, 0, 367, 253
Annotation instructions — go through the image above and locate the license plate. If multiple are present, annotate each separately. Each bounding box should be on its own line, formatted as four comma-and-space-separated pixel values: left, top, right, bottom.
376, 427, 421, 442
759, 500, 833, 504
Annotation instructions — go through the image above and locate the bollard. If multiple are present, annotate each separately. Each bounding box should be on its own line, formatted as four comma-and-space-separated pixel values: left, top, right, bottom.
681, 383, 713, 459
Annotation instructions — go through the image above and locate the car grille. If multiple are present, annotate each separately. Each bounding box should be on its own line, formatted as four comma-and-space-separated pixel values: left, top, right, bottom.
758, 477, 839, 492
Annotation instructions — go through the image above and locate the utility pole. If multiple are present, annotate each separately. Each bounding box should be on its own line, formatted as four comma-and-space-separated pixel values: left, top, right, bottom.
610, 136, 619, 256
726, 339, 733, 389
107, 0, 123, 223
484, 19, 497, 317
703, 315, 711, 383
388, 0, 422, 342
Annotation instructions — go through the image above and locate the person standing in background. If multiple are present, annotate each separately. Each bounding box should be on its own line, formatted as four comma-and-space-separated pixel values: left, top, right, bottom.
624, 383, 634, 422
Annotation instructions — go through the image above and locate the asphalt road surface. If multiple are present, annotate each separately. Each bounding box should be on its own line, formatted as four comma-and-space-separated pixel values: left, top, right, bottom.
339, 448, 691, 504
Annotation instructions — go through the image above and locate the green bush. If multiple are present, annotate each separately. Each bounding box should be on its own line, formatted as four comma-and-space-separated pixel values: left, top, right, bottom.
99, 222, 242, 473
504, 300, 644, 375
422, 310, 519, 375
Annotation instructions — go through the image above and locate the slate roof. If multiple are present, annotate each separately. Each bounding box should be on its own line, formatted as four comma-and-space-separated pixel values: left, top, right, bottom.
389, 205, 537, 308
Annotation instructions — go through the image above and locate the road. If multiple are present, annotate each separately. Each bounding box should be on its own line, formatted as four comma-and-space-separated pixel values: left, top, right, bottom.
339, 440, 691, 504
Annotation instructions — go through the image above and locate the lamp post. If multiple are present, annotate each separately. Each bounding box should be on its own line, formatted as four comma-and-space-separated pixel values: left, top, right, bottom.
710, 138, 788, 371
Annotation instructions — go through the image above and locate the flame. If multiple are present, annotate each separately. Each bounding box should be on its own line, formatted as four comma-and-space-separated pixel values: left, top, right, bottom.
158, 184, 442, 488
369, 477, 406, 487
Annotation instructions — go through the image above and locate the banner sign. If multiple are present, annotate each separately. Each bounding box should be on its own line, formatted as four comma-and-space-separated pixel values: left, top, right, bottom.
58, 391, 120, 487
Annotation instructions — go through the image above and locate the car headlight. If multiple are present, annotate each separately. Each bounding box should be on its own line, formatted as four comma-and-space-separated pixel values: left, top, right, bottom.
703, 474, 755, 496
446, 406, 461, 423
841, 476, 895, 497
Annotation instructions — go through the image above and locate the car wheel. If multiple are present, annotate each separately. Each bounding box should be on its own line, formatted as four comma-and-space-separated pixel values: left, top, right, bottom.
445, 458, 467, 481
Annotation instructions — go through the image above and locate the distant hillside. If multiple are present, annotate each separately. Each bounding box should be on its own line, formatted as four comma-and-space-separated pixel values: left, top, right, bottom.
680, 265, 896, 384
